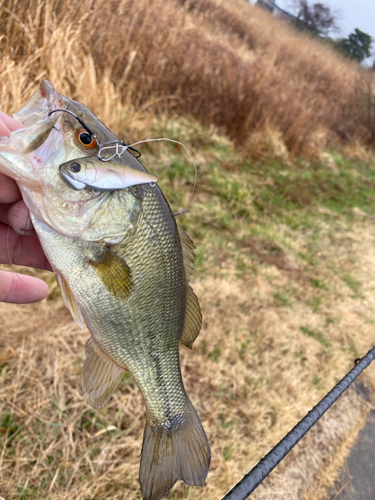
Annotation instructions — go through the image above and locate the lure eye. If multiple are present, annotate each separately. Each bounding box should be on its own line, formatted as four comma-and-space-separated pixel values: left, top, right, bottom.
76, 128, 97, 149
70, 162, 81, 173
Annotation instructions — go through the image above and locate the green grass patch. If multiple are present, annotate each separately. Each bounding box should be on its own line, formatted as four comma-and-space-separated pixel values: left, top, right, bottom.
273, 292, 292, 307
342, 272, 362, 297
253, 155, 375, 218
224, 443, 235, 461
0, 411, 22, 447
300, 325, 331, 348
208, 347, 221, 362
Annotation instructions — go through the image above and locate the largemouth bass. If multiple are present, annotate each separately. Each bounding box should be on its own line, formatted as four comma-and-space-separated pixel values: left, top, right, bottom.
0, 80, 210, 500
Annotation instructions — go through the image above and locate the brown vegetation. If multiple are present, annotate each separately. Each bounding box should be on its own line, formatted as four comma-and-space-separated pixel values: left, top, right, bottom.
0, 0, 373, 158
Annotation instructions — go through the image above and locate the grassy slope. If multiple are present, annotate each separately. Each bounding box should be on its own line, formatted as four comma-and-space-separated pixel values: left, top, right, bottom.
1, 116, 375, 499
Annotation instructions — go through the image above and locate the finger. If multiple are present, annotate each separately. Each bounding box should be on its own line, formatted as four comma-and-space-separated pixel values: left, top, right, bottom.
0, 173, 21, 203
0, 111, 24, 133
7, 200, 35, 235
0, 119, 10, 137
0, 269, 49, 303
0, 204, 10, 225
0, 222, 52, 271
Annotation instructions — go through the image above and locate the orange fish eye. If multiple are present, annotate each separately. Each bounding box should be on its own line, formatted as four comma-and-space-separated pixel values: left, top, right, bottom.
75, 128, 97, 149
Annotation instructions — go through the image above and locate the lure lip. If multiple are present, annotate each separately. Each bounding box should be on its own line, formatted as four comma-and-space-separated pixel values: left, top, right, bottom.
59, 165, 87, 190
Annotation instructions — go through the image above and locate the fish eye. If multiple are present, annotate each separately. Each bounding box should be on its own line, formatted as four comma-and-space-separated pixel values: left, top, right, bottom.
70, 162, 81, 173
75, 128, 97, 149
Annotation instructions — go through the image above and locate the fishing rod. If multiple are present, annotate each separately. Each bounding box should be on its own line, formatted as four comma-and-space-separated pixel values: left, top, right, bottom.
221, 346, 375, 500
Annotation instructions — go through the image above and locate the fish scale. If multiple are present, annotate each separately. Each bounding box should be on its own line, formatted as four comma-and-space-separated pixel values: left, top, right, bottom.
112, 184, 189, 425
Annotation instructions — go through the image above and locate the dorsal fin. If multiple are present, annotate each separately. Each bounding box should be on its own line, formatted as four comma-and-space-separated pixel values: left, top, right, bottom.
55, 271, 84, 329
173, 209, 190, 218
177, 226, 202, 349
178, 226, 196, 279
82, 338, 126, 408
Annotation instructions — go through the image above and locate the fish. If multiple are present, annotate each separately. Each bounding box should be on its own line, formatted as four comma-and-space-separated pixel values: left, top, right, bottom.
0, 80, 210, 500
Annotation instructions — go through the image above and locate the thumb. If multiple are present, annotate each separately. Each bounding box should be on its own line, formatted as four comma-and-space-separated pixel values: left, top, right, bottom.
0, 270, 49, 303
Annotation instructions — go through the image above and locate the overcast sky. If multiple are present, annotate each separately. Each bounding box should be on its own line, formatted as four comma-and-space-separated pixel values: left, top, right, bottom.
277, 0, 375, 41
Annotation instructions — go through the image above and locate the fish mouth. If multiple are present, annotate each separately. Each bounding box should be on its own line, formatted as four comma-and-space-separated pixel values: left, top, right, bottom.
13, 80, 65, 127
9, 80, 90, 159
59, 166, 87, 190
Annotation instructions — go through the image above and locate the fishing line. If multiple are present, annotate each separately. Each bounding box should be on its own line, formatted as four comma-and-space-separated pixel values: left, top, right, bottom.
124, 138, 198, 202
97, 137, 197, 201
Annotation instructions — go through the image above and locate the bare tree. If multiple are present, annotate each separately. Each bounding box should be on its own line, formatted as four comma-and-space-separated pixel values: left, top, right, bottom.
290, 0, 338, 37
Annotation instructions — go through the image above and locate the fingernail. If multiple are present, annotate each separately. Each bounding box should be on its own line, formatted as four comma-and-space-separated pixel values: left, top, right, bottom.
18, 215, 35, 235
18, 228, 36, 236
25, 214, 33, 231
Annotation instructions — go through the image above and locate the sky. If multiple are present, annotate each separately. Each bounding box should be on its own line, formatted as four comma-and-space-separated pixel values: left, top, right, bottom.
276, 0, 375, 41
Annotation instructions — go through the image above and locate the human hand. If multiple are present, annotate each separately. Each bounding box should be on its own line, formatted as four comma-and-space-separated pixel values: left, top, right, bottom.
0, 110, 51, 303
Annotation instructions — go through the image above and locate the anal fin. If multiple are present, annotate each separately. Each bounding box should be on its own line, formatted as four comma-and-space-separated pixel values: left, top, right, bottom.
180, 285, 202, 349
82, 338, 126, 408
55, 271, 84, 329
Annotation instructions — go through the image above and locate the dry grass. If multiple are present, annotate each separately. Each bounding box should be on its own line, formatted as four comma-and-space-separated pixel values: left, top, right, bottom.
1, 0, 375, 499
0, 0, 373, 158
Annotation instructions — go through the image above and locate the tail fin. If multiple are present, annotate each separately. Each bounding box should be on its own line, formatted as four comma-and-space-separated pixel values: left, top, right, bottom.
139, 400, 210, 500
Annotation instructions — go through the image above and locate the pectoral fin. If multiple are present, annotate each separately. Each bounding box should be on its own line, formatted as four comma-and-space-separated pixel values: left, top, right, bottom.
89, 248, 132, 300
82, 338, 126, 408
178, 226, 196, 279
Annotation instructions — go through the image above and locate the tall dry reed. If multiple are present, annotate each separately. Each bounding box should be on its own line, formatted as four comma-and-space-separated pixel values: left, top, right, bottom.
0, 0, 370, 157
